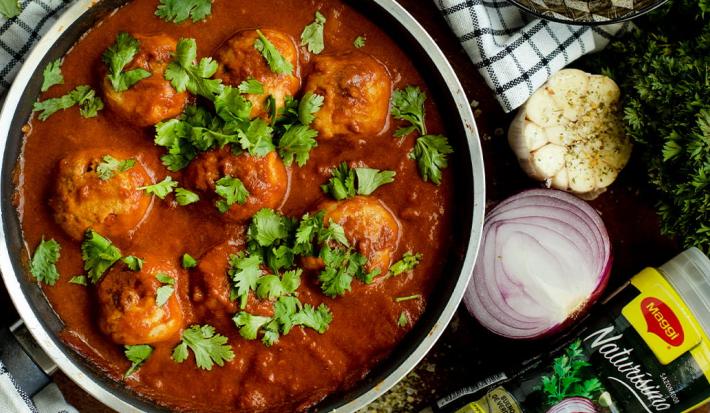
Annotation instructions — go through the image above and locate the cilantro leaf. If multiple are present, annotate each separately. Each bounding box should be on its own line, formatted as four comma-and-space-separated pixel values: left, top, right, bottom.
353, 35, 366, 49
292, 212, 323, 256
0, 0, 20, 19
292, 303, 332, 333
238, 118, 275, 157
69, 275, 88, 286
228, 252, 263, 309
238, 78, 264, 95
171, 325, 234, 370
182, 253, 198, 268
255, 269, 301, 300
355, 168, 395, 195
121, 255, 143, 271
254, 29, 293, 75
397, 311, 408, 327
102, 33, 151, 92
318, 220, 349, 247
277, 124, 318, 166
300, 11, 326, 54
233, 312, 271, 340
389, 252, 422, 276
214, 86, 252, 122
41, 59, 64, 92
165, 38, 223, 99
297, 92, 324, 126
410, 134, 453, 185
318, 246, 367, 297
155, 0, 212, 23
139, 176, 178, 199
30, 237, 61, 286
33, 85, 104, 121
248, 209, 292, 247
391, 86, 427, 136
215, 175, 249, 213
124, 344, 153, 377
175, 187, 200, 206
395, 294, 421, 303
322, 163, 394, 199
156, 285, 175, 306
81, 230, 122, 283
96, 155, 135, 181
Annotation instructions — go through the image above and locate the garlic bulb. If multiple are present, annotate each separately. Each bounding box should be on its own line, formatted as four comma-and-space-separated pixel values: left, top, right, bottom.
508, 69, 632, 200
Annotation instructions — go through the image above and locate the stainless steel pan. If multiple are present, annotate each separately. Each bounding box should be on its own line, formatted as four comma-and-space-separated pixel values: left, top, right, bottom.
0, 0, 486, 411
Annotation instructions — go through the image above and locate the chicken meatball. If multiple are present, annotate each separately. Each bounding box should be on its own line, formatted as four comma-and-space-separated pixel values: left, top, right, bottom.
184, 148, 288, 222
320, 196, 400, 274
214, 29, 300, 119
102, 33, 188, 127
303, 51, 391, 139
50, 149, 152, 241
191, 242, 240, 316
97, 259, 184, 345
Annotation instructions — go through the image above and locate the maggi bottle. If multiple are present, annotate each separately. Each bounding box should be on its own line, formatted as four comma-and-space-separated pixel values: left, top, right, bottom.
425, 248, 710, 413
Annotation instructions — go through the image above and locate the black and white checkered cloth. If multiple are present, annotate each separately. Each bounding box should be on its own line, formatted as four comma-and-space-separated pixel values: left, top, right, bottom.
435, 0, 629, 112
0, 0, 70, 99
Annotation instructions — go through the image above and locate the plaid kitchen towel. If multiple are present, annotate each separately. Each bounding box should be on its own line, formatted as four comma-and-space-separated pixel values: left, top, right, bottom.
435, 0, 629, 112
0, 0, 71, 99
0, 361, 77, 413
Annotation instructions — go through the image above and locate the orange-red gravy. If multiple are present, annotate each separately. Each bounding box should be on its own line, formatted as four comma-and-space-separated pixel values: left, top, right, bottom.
17, 0, 455, 411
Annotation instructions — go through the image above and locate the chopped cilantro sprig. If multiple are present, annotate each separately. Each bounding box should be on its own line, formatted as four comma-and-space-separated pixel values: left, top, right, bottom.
155, 0, 212, 24
102, 33, 151, 92
124, 344, 152, 377
171, 324, 234, 370
300, 11, 326, 54
81, 230, 122, 283
254, 29, 293, 75
165, 38, 223, 99
41, 59, 64, 92
321, 162, 395, 200
33, 85, 103, 121
30, 237, 61, 286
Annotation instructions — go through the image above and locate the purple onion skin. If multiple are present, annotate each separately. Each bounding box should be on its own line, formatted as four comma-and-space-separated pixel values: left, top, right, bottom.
546, 397, 598, 413
467, 188, 614, 341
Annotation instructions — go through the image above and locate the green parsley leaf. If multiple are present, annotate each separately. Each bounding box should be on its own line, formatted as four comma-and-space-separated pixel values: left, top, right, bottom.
255, 268, 301, 300
292, 212, 323, 256
69, 275, 88, 286
215, 175, 249, 213
300, 11, 326, 54
353, 35, 366, 49
238, 78, 264, 95
239, 118, 275, 157
395, 294, 421, 303
254, 29, 293, 75
102, 33, 152, 92
0, 0, 21, 19
155, 0, 212, 23
81, 230, 122, 284
272, 295, 301, 334
33, 85, 104, 121
182, 253, 198, 268
165, 38, 223, 99
410, 134, 453, 185
318, 220, 349, 247
122, 255, 144, 271
124, 344, 153, 377
96, 155, 135, 181
171, 324, 234, 370
175, 187, 200, 206
30, 237, 61, 286
233, 312, 271, 340
397, 311, 408, 327
292, 303, 332, 333
277, 124, 318, 167
139, 176, 178, 199
214, 86, 253, 122
297, 92, 324, 126
41, 59, 64, 92
318, 246, 367, 297
228, 252, 263, 309
391, 86, 427, 136
156, 285, 175, 306
355, 168, 396, 195
389, 252, 422, 276
321, 163, 394, 199
248, 209, 291, 247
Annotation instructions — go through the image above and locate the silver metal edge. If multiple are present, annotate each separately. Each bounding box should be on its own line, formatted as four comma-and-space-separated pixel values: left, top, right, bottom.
0, 0, 142, 411
337, 0, 486, 411
0, 0, 486, 412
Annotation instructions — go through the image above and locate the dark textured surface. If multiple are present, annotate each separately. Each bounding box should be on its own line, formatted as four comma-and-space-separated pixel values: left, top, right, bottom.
0, 0, 707, 412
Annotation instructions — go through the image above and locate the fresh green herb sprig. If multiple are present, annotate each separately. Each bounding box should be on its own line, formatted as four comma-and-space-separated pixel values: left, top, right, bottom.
155, 273, 175, 307
41, 59, 64, 92
30, 237, 61, 286
300, 11, 326, 54
165, 38, 223, 99
391, 86, 453, 185
96, 155, 135, 181
214, 175, 249, 213
353, 36, 366, 48
139, 176, 178, 199
155, 0, 212, 24
124, 344, 152, 377
321, 162, 395, 200
81, 230, 122, 283
102, 33, 151, 92
172, 324, 234, 370
389, 252, 422, 276
33, 85, 103, 121
254, 29, 293, 75
541, 340, 603, 406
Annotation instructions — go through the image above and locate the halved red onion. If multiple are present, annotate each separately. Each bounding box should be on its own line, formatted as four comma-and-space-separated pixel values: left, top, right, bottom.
464, 189, 612, 339
546, 397, 598, 413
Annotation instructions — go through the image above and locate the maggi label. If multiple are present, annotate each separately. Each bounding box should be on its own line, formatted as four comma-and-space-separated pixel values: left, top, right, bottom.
641, 297, 684, 347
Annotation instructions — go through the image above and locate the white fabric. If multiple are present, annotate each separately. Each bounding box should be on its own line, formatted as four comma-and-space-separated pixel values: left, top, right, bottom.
434, 0, 629, 112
